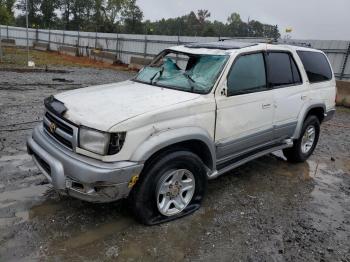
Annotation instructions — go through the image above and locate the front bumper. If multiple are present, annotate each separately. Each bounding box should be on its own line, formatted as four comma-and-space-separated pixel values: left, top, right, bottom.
323, 108, 336, 122
27, 125, 143, 203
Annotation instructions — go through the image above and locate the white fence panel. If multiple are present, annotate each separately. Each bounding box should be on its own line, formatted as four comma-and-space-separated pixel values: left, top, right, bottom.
1, 25, 349, 79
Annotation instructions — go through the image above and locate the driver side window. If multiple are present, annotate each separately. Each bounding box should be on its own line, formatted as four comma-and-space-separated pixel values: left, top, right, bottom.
227, 53, 267, 96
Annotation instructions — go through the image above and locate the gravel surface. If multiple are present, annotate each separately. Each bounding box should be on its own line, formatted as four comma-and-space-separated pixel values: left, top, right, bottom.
0, 67, 349, 261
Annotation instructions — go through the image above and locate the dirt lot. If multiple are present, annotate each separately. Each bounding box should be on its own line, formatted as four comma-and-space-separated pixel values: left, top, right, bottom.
0, 67, 349, 261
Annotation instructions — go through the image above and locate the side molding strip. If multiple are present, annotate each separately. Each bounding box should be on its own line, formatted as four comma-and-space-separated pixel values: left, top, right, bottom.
208, 140, 293, 180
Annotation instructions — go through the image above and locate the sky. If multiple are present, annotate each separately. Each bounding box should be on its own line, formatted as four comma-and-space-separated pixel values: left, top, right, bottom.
137, 0, 350, 40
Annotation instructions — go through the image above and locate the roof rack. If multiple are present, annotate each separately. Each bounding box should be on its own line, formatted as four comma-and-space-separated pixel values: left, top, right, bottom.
185, 41, 258, 50
276, 41, 312, 48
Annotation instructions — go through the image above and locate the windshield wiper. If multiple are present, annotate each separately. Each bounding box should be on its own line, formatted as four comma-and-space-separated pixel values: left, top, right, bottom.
184, 73, 197, 92
150, 67, 164, 85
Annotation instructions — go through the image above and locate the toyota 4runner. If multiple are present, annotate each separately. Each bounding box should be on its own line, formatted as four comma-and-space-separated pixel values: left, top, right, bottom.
27, 41, 336, 225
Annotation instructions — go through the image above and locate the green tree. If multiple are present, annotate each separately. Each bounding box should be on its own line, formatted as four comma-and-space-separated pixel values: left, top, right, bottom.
212, 20, 227, 37
0, 0, 15, 25
248, 20, 264, 37
0, 5, 12, 25
196, 9, 210, 36
227, 12, 244, 36
197, 9, 210, 25
40, 0, 59, 28
16, 0, 41, 27
183, 11, 199, 35
70, 0, 94, 30
3, 0, 15, 20
60, 0, 72, 29
92, 0, 104, 31
104, 0, 125, 31
9, 3, 281, 38
121, 0, 143, 33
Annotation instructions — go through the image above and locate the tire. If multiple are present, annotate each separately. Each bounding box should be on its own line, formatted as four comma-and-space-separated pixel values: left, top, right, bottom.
128, 150, 207, 225
283, 115, 320, 163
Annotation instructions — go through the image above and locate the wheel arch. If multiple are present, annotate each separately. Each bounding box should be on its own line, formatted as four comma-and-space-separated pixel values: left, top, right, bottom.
130, 127, 216, 172
293, 103, 325, 139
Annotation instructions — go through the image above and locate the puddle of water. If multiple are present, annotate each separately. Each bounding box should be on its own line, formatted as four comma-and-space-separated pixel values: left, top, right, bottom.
62, 218, 133, 249
0, 185, 49, 209
117, 208, 215, 262
0, 217, 17, 227
0, 185, 49, 203
29, 200, 62, 219
306, 160, 348, 233
15, 210, 29, 221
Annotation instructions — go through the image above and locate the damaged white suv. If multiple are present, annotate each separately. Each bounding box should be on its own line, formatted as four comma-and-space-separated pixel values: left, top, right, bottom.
27, 41, 336, 225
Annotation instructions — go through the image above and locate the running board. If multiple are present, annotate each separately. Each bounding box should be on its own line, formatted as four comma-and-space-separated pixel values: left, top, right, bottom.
208, 140, 293, 180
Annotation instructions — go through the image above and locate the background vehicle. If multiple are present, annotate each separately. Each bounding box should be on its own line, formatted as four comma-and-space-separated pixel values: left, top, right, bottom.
27, 41, 336, 225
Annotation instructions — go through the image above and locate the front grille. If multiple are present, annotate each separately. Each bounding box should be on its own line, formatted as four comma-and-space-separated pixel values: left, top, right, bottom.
45, 112, 73, 135
44, 123, 73, 148
43, 111, 77, 150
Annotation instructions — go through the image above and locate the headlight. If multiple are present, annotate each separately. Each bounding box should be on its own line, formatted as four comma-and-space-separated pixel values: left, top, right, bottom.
79, 126, 126, 155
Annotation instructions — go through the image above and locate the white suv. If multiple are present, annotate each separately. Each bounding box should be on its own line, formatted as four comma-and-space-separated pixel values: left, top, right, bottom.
27, 41, 336, 225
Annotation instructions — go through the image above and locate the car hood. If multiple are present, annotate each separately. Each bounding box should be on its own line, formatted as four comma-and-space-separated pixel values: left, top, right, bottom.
55, 80, 200, 131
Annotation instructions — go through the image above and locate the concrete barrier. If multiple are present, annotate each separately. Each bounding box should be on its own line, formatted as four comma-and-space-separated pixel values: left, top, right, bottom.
91, 50, 116, 64
336, 80, 350, 107
1, 39, 16, 47
58, 45, 78, 56
128, 56, 153, 70
33, 42, 49, 51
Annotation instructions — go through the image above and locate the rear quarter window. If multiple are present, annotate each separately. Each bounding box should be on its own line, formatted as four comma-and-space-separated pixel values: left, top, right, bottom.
297, 51, 333, 83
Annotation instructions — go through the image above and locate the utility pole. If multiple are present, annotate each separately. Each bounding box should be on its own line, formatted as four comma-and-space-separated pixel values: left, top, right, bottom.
26, 0, 29, 66
247, 17, 250, 37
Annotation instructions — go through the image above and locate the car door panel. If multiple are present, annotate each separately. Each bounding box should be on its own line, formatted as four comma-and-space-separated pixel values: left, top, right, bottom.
216, 91, 274, 159
266, 51, 309, 140
215, 52, 274, 161
272, 85, 307, 139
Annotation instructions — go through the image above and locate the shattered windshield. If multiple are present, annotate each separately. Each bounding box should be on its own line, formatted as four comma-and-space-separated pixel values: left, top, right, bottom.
134, 50, 228, 94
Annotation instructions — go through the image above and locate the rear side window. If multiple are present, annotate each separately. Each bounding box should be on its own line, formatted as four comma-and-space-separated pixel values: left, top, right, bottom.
227, 53, 267, 96
267, 52, 302, 87
297, 51, 332, 83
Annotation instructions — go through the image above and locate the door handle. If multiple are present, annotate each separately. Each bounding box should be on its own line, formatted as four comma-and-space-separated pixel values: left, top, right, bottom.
262, 103, 271, 109
301, 95, 308, 100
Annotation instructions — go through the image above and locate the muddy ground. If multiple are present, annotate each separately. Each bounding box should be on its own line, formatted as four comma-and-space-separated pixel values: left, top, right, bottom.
0, 67, 349, 262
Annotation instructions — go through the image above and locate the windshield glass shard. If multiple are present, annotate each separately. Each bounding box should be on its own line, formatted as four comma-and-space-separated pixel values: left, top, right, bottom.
134, 50, 228, 94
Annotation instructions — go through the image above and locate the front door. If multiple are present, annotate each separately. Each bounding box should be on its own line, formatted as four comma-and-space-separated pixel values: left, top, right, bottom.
215, 52, 274, 162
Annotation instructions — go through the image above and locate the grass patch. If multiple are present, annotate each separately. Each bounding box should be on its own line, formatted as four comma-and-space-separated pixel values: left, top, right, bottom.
0, 47, 130, 71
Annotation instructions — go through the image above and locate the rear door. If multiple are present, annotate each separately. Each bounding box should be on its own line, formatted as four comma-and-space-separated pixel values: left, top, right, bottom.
266, 50, 308, 140
215, 51, 274, 161
296, 50, 336, 111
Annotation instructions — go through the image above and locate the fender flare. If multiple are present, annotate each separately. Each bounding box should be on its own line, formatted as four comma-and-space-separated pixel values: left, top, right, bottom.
292, 103, 326, 139
130, 127, 216, 170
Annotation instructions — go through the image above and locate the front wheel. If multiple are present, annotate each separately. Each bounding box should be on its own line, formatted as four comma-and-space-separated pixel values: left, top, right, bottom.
283, 115, 320, 163
129, 150, 207, 225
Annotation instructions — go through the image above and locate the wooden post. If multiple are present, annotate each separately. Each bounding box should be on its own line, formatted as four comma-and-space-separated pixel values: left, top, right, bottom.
48, 28, 51, 50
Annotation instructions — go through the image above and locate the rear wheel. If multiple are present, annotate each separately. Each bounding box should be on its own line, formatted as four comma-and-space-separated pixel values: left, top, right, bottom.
283, 115, 320, 162
129, 150, 207, 225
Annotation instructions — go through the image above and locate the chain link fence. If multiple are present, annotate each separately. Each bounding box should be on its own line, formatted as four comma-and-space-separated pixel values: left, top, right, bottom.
1, 25, 350, 80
